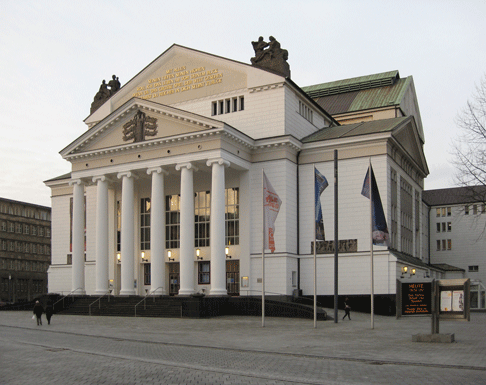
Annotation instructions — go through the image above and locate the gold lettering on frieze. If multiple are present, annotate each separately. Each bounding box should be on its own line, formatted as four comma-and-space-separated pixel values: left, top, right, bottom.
132, 66, 225, 99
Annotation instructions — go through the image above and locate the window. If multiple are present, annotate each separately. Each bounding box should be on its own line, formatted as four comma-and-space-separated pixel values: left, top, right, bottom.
212, 95, 244, 115
117, 201, 121, 252
442, 239, 446, 251
39, 227, 44, 237
447, 222, 452, 232
24, 225, 29, 235
198, 261, 210, 284
226, 188, 239, 246
465, 205, 469, 215
1, 222, 5, 231
32, 226, 37, 236
436, 208, 440, 217
469, 265, 479, 272
8, 222, 14, 232
298, 101, 313, 124
140, 198, 151, 250
166, 195, 181, 249
473, 205, 478, 215
1, 240, 6, 250
447, 207, 451, 216
16, 223, 21, 233
195, 191, 210, 247
447, 239, 452, 250
144, 264, 151, 285
436, 223, 440, 233
441, 222, 446, 232
441, 208, 446, 217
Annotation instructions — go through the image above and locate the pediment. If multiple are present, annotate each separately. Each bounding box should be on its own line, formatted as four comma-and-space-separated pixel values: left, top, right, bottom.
86, 44, 285, 125
392, 118, 429, 176
61, 98, 225, 157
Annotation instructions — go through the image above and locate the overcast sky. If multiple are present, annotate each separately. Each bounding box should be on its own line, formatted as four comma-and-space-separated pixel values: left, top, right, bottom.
1, 1, 485, 207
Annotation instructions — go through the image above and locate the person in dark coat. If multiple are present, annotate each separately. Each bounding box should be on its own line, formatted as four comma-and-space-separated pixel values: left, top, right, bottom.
342, 297, 351, 320
45, 303, 53, 325
33, 300, 43, 326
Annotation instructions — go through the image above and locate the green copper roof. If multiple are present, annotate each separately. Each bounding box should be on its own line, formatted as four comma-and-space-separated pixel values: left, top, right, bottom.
302, 71, 412, 115
302, 116, 410, 143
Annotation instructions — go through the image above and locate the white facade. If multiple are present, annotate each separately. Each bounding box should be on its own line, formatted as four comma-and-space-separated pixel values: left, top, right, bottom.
46, 44, 429, 305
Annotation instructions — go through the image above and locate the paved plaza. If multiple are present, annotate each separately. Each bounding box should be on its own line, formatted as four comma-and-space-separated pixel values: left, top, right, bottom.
0, 309, 485, 384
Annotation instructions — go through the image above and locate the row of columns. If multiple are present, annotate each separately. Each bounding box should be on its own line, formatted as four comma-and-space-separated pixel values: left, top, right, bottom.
69, 159, 230, 296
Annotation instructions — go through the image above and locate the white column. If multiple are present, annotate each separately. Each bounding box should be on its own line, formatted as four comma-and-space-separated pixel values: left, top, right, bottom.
117, 171, 136, 296
147, 167, 168, 295
70, 179, 86, 295
93, 176, 109, 295
207, 158, 230, 296
175, 162, 198, 295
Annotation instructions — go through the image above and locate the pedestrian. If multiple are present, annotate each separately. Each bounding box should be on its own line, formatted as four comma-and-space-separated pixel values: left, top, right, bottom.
45, 302, 53, 325
342, 297, 351, 320
33, 300, 44, 326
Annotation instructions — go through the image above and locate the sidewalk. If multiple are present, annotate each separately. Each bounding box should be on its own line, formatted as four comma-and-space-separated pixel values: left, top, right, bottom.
1, 308, 485, 370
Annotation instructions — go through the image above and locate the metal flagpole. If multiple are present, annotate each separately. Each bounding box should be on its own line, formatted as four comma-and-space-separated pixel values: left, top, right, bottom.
262, 169, 265, 328
314, 165, 317, 328
369, 159, 374, 330
334, 150, 339, 323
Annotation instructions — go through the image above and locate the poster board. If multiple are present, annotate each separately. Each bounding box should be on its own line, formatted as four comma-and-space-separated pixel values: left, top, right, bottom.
437, 279, 470, 320
396, 278, 434, 318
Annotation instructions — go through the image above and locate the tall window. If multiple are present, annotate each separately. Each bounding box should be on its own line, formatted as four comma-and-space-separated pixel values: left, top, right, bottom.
195, 191, 210, 247
226, 188, 239, 245
140, 198, 151, 250
165, 188, 240, 248
144, 264, 151, 285
166, 195, 181, 249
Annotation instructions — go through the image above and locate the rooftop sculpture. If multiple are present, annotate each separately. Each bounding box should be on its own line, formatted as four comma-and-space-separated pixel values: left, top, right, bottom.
251, 36, 290, 78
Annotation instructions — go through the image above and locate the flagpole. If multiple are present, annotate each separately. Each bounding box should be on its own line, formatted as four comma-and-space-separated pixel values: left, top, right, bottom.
313, 165, 317, 328
262, 169, 265, 328
369, 159, 374, 330
334, 150, 338, 324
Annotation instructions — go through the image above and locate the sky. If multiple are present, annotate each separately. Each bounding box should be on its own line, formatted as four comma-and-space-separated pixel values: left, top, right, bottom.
1, 0, 485, 207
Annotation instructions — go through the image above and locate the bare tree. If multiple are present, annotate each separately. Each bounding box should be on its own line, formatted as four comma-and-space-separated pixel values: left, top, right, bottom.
452, 75, 486, 204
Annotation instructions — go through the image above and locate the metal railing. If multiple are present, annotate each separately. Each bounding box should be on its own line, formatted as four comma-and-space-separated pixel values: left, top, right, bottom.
239, 289, 325, 308
134, 287, 164, 317
88, 291, 112, 316
52, 287, 84, 312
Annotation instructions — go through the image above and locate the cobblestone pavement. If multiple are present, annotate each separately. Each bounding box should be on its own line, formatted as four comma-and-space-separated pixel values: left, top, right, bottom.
0, 310, 485, 384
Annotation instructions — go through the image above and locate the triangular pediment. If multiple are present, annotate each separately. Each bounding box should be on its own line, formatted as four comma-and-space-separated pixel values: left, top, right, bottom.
86, 44, 285, 125
61, 98, 226, 157
392, 118, 429, 176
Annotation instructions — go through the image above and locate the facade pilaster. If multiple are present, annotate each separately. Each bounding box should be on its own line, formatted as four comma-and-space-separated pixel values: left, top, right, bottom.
175, 162, 198, 295
147, 167, 168, 295
93, 176, 109, 295
69, 179, 86, 294
117, 171, 136, 295
207, 158, 230, 296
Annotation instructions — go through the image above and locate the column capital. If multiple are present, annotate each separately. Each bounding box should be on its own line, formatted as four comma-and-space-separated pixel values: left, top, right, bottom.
92, 175, 107, 183
175, 162, 199, 172
147, 166, 169, 176
206, 158, 230, 168
117, 171, 139, 180
69, 178, 85, 186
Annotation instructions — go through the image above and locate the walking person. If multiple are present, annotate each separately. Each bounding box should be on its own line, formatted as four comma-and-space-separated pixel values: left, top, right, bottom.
45, 302, 53, 325
33, 300, 44, 326
342, 297, 351, 320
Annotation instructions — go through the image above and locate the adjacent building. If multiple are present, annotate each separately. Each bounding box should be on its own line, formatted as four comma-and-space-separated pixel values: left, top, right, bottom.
0, 198, 51, 303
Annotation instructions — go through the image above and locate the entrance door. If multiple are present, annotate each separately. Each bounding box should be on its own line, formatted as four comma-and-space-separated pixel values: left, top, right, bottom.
226, 260, 239, 296
168, 262, 180, 296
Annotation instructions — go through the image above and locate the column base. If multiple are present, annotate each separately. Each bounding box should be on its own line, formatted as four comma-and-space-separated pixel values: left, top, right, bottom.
151, 289, 166, 295
72, 290, 86, 296
209, 289, 228, 296
95, 290, 111, 296
119, 289, 136, 296
178, 289, 195, 296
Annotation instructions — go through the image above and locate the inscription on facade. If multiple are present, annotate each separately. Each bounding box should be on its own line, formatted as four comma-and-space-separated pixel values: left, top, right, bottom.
132, 65, 223, 100
311, 239, 358, 254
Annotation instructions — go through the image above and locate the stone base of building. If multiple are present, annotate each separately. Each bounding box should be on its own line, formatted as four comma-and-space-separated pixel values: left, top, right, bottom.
412, 333, 455, 343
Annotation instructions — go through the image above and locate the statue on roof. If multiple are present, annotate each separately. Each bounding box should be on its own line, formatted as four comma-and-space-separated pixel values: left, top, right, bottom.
90, 75, 122, 114
251, 36, 290, 78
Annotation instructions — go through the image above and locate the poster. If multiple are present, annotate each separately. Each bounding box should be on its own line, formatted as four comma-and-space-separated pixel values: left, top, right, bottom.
440, 290, 452, 312
452, 290, 464, 311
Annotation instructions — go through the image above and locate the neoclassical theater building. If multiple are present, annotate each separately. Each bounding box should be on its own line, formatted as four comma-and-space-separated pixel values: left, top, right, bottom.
45, 39, 430, 306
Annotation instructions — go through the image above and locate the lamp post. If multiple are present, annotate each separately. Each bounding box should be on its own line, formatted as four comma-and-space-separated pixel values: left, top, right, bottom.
8, 274, 11, 303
